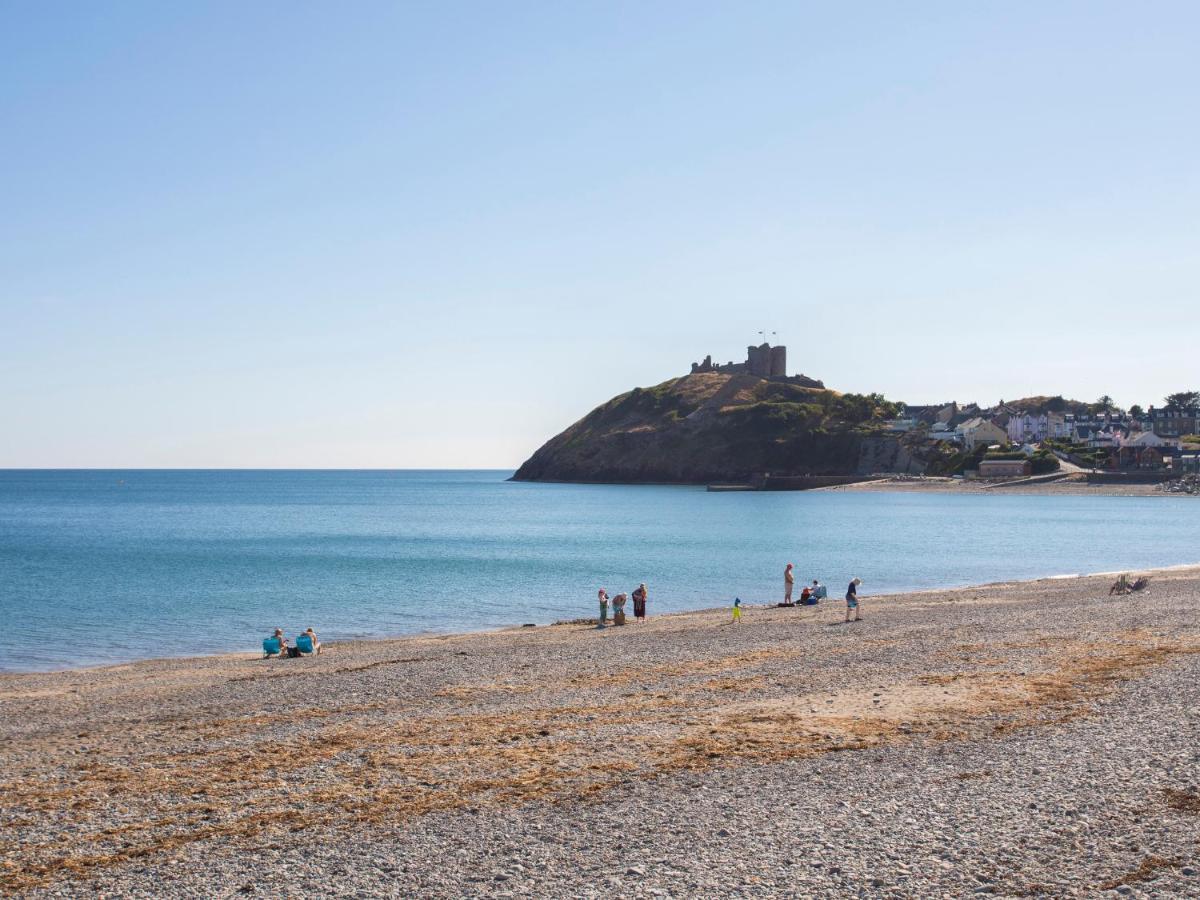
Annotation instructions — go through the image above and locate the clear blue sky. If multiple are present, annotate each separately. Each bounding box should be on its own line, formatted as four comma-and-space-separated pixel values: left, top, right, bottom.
3, 1, 1197, 468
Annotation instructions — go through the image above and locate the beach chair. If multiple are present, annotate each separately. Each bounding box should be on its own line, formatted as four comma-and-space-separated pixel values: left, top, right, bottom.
295, 633, 315, 655
813, 585, 828, 601
263, 637, 282, 658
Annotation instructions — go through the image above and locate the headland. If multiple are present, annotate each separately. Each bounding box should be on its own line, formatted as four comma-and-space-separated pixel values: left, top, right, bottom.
513, 343, 1200, 488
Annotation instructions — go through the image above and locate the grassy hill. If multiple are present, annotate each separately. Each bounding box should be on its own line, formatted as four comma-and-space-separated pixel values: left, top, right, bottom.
1005, 395, 1098, 415
512, 372, 913, 483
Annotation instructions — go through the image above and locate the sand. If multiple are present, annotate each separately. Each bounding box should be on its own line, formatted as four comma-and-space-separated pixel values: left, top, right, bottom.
3, 567, 1199, 897
828, 474, 1180, 497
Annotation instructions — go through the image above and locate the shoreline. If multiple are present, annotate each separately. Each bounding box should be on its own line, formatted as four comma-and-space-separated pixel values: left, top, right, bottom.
825, 473, 1184, 497
4, 563, 1200, 896
4, 561, 1199, 679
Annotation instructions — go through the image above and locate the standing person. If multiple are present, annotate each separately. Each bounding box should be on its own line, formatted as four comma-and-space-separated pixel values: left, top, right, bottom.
632, 583, 648, 622
845, 578, 863, 623
784, 563, 795, 605
597, 588, 609, 627
732, 597, 742, 623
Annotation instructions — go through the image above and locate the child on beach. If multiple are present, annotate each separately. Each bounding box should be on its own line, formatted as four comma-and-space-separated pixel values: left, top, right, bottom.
845, 578, 863, 622
732, 597, 742, 623
598, 588, 609, 626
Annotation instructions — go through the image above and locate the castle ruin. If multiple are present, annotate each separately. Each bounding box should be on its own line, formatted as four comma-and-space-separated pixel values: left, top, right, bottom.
692, 342, 788, 378
690, 342, 824, 388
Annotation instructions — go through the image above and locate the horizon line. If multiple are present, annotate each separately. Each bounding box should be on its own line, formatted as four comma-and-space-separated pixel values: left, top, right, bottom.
0, 467, 520, 472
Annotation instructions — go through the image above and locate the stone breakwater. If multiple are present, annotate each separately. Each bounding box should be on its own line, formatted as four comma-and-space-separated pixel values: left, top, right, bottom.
2, 569, 1199, 897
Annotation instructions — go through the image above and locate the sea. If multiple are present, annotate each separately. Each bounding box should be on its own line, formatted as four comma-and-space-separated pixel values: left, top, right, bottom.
0, 469, 1195, 673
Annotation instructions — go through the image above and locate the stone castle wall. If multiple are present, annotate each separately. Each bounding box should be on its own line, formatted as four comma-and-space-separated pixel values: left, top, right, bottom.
693, 342, 787, 377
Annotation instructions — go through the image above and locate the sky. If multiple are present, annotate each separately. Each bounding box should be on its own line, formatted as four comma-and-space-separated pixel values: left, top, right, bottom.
2, 1, 1198, 468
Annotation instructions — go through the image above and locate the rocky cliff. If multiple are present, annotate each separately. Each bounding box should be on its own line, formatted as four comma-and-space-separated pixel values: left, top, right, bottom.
512, 372, 929, 484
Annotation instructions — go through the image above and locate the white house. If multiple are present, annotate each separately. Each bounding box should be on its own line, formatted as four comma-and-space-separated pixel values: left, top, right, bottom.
1046, 412, 1069, 439
1007, 412, 1057, 443
958, 417, 1008, 451
1119, 430, 1172, 450
930, 421, 959, 442
1007, 410, 1069, 443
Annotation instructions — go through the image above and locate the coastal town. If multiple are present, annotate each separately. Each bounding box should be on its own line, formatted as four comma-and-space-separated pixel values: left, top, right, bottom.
888, 392, 1200, 480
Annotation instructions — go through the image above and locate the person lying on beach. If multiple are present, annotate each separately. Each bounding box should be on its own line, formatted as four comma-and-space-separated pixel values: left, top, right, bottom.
845, 578, 863, 623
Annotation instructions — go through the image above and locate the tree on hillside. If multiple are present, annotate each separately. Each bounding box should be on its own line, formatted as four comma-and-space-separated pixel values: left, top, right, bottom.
1129, 404, 1145, 418
1165, 391, 1200, 410
1044, 395, 1068, 413
1096, 395, 1114, 412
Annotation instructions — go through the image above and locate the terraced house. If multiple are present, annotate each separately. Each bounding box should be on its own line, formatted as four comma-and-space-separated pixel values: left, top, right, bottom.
1151, 406, 1200, 437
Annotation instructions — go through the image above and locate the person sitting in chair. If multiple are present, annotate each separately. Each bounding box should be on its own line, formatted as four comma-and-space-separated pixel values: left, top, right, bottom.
297, 627, 321, 655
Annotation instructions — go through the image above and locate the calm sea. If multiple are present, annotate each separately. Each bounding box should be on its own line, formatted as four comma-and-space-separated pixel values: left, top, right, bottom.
0, 469, 1195, 672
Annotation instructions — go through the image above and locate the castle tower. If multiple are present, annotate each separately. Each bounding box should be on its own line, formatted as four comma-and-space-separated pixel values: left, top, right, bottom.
769, 345, 787, 377
745, 343, 768, 377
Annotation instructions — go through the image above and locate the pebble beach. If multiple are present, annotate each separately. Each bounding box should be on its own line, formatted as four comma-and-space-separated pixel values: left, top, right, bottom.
3, 567, 1200, 898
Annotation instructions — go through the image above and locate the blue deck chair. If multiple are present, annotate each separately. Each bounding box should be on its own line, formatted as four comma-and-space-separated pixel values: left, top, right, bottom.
263, 636, 282, 658
295, 633, 315, 655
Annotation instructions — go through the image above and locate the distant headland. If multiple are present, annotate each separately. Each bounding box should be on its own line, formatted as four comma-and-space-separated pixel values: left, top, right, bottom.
512, 341, 906, 485
512, 343, 1199, 486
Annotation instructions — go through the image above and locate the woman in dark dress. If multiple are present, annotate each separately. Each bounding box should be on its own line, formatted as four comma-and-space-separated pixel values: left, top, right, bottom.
632, 583, 648, 622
